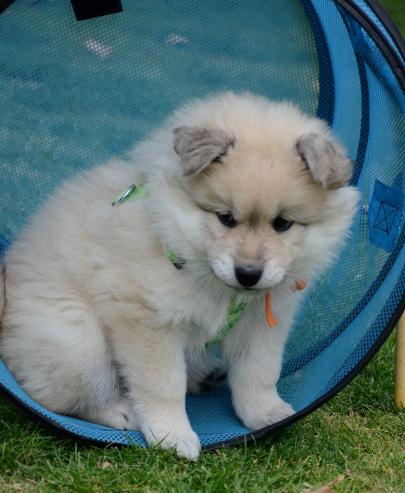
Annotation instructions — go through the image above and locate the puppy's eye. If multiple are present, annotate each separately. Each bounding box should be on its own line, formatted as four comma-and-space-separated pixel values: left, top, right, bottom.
216, 212, 237, 228
211, 155, 223, 164
272, 215, 294, 232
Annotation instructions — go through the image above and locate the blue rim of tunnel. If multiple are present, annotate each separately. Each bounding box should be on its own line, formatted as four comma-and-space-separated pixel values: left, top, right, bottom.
0, 0, 404, 450
350, 52, 370, 185
341, 13, 370, 186
366, 0, 405, 58
336, 0, 405, 89
301, 0, 335, 124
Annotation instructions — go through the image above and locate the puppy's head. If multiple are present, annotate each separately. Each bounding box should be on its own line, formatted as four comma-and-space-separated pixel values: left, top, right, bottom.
168, 93, 359, 291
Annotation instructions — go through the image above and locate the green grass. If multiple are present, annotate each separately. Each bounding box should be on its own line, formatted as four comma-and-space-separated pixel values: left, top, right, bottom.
1, 2, 404, 492
381, 0, 405, 28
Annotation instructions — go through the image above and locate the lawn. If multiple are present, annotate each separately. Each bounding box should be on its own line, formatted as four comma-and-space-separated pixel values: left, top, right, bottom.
1, 2, 404, 492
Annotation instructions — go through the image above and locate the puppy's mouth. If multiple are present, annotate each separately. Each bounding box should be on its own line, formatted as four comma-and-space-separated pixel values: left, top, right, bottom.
233, 285, 265, 295
209, 258, 285, 291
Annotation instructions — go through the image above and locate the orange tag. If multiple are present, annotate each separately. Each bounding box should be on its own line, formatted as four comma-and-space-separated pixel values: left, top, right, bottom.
265, 291, 277, 328
292, 277, 308, 292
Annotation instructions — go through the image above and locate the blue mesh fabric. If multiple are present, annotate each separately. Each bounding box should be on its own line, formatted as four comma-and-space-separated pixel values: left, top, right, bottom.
0, 0, 404, 449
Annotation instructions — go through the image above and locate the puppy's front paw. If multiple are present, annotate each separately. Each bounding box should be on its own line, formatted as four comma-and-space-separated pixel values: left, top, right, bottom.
142, 423, 201, 460
234, 388, 295, 430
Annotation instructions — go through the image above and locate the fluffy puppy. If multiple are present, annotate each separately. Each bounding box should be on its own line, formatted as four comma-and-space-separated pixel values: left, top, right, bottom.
0, 92, 359, 460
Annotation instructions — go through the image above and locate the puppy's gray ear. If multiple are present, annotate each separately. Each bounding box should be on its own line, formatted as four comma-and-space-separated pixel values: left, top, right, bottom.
173, 126, 234, 177
296, 133, 353, 189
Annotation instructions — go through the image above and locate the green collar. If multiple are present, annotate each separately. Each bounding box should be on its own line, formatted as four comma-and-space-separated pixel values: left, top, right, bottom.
204, 297, 248, 350
112, 183, 249, 348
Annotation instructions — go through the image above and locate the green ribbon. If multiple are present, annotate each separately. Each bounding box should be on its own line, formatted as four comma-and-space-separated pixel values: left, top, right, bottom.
112, 184, 150, 206
204, 297, 248, 350
165, 249, 179, 264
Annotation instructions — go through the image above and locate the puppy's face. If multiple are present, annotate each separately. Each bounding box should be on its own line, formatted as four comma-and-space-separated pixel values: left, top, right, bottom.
171, 102, 357, 291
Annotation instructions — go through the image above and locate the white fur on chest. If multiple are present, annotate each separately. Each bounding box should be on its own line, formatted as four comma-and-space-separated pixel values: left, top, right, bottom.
151, 269, 235, 341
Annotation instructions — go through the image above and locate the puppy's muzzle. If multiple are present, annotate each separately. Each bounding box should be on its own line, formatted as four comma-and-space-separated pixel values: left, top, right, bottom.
235, 265, 263, 288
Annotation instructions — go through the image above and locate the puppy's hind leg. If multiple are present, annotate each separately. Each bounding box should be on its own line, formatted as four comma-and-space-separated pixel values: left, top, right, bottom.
84, 398, 139, 430
186, 348, 225, 393
1, 296, 132, 429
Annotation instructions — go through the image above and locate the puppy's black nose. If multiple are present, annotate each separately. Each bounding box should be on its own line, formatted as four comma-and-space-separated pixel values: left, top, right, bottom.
235, 266, 263, 287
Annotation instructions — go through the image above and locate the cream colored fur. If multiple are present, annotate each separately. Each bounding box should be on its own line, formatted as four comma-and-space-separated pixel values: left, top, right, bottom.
0, 92, 359, 459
